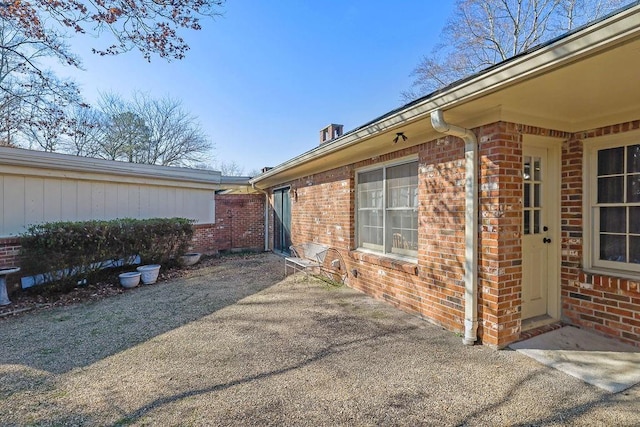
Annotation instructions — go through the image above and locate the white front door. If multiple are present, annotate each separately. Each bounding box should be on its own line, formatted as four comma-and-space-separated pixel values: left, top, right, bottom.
521, 142, 558, 320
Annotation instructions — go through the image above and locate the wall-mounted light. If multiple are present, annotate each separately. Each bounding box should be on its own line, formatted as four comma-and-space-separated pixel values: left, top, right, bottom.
393, 132, 408, 144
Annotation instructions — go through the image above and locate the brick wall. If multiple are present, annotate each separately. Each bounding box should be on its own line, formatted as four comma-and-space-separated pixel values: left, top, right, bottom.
475, 122, 523, 347
560, 121, 640, 347
192, 193, 265, 254
274, 143, 475, 339
272, 119, 640, 348
289, 167, 353, 250
418, 136, 466, 334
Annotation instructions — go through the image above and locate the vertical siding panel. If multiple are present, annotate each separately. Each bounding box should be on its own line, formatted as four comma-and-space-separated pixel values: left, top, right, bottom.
1, 170, 221, 235
4, 176, 25, 235
43, 179, 62, 223
175, 190, 184, 219
164, 187, 176, 218
61, 180, 78, 221
76, 181, 92, 221
184, 189, 197, 222
103, 183, 118, 220
148, 186, 160, 218
24, 177, 45, 228
128, 185, 140, 218
92, 181, 106, 220
139, 185, 150, 218
117, 183, 129, 218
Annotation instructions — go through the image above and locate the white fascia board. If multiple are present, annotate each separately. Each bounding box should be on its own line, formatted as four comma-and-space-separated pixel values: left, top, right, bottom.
250, 3, 640, 187
0, 147, 222, 185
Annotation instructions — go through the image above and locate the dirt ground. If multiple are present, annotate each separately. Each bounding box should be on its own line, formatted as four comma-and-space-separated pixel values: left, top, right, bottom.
0, 254, 233, 319
1, 252, 639, 426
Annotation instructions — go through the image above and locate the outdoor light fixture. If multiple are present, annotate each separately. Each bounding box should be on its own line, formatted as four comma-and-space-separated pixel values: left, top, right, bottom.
393, 132, 408, 143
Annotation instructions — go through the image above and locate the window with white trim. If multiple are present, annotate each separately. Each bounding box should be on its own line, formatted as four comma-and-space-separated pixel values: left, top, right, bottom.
589, 141, 640, 274
356, 160, 418, 258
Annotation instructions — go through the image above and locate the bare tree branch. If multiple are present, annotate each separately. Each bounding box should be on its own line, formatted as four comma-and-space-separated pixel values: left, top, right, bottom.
403, 0, 625, 102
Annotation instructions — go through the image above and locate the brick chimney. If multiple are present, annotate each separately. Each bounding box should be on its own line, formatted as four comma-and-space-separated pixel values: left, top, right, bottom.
319, 124, 343, 145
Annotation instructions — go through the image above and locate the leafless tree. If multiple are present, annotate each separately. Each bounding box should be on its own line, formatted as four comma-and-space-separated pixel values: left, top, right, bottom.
62, 106, 108, 157
129, 92, 212, 166
93, 91, 212, 166
403, 0, 627, 101
214, 160, 247, 176
1, 0, 224, 150
0, 21, 81, 147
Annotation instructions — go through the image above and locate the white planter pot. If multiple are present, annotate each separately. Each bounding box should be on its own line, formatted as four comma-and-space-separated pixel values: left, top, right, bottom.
136, 264, 161, 285
119, 272, 141, 289
179, 252, 202, 266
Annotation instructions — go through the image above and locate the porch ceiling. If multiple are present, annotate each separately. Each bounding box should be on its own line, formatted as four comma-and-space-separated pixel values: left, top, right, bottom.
448, 35, 640, 133
253, 10, 640, 189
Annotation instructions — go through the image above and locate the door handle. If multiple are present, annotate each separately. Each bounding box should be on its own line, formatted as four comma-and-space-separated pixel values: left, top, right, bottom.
543, 237, 552, 244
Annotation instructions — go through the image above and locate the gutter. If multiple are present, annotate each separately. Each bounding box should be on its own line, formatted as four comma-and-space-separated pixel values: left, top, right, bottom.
431, 110, 479, 346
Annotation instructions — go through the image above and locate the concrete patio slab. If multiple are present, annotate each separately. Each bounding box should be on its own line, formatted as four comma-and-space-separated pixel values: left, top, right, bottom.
510, 326, 640, 393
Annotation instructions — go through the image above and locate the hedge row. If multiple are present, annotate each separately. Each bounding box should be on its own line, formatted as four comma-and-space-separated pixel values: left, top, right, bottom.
19, 218, 194, 292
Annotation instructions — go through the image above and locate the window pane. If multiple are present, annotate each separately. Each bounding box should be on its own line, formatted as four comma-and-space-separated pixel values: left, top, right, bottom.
389, 210, 418, 252
524, 210, 530, 235
533, 157, 541, 181
598, 176, 624, 203
358, 210, 383, 248
358, 170, 383, 208
359, 169, 383, 185
631, 236, 640, 265
631, 207, 640, 234
600, 234, 626, 263
387, 162, 418, 208
534, 184, 541, 208
524, 183, 530, 208
534, 210, 540, 234
600, 207, 626, 233
598, 147, 624, 176
628, 144, 640, 173
523, 157, 531, 180
628, 174, 640, 203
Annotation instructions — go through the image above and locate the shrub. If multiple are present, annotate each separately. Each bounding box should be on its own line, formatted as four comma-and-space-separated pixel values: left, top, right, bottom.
20, 218, 194, 293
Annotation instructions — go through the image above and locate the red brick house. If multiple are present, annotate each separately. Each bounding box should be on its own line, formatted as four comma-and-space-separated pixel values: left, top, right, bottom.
250, 4, 640, 348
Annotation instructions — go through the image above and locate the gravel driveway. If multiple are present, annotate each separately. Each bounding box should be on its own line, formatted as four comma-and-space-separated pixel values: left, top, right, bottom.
1, 252, 638, 426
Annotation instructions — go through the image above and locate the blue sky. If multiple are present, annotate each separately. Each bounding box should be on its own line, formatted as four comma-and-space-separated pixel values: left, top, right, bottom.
59, 1, 455, 174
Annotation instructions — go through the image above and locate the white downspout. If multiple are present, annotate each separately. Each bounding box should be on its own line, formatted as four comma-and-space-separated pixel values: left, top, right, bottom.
252, 184, 270, 252
430, 109, 479, 346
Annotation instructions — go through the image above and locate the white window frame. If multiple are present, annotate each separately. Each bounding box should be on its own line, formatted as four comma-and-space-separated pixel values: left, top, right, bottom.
583, 130, 640, 278
355, 157, 419, 261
